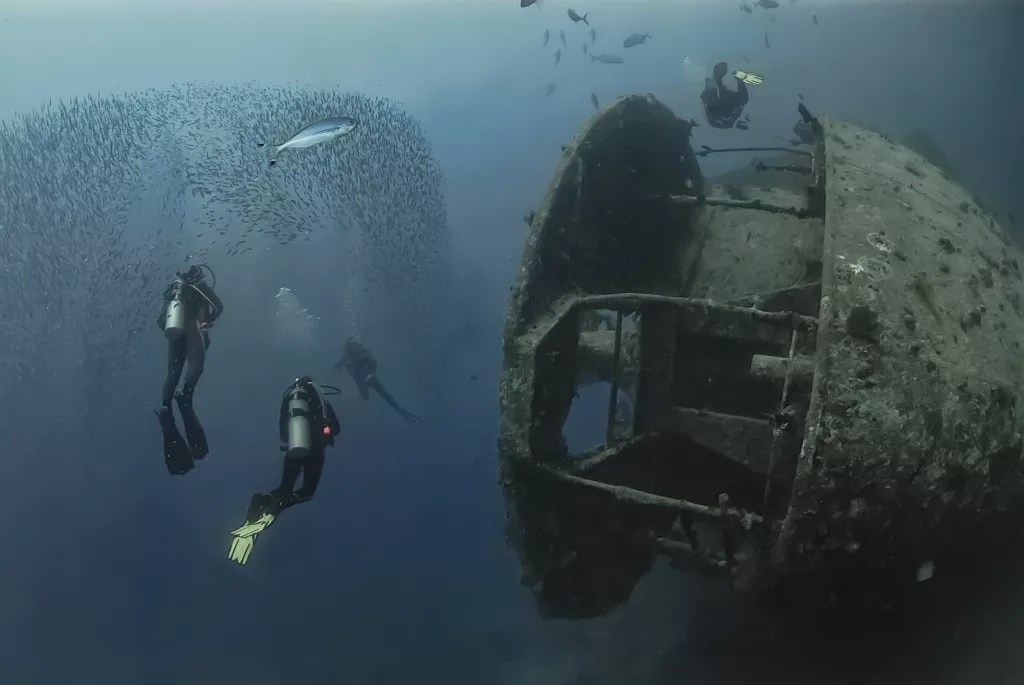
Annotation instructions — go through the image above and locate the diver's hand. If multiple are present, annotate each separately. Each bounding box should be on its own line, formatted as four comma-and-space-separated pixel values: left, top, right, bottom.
403, 411, 420, 425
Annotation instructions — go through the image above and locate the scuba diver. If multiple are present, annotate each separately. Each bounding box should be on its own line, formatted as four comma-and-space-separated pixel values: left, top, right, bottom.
700, 62, 763, 130
334, 337, 420, 424
155, 264, 224, 475
227, 376, 341, 565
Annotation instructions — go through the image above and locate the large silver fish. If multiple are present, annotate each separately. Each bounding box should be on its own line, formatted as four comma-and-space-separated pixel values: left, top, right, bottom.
590, 53, 624, 64
257, 116, 358, 167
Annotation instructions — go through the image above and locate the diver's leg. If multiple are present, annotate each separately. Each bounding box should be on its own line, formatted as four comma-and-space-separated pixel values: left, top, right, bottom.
368, 377, 419, 424
161, 338, 187, 408
174, 319, 209, 458
180, 319, 206, 397
275, 457, 303, 496
356, 379, 370, 401
293, 451, 325, 502
264, 457, 305, 512
157, 337, 194, 475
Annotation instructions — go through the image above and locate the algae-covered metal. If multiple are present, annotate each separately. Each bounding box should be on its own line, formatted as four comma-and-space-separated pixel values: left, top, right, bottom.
498, 94, 1024, 619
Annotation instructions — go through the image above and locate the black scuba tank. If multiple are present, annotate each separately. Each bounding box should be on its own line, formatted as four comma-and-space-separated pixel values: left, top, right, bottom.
163, 278, 188, 340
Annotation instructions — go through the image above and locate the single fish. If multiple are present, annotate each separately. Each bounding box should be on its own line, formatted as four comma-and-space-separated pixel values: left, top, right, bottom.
741, 53, 750, 62
257, 116, 358, 167
545, 83, 556, 97
623, 32, 651, 48
591, 53, 624, 64
754, 0, 779, 8
740, 3, 753, 14
798, 93, 804, 100
554, 48, 562, 66
560, 29, 567, 47
583, 42, 588, 55
590, 27, 596, 44
521, 0, 543, 7
543, 29, 550, 46
770, 14, 776, 22
812, 14, 819, 25
765, 33, 770, 48
590, 93, 599, 110
523, 210, 536, 227
568, 8, 589, 25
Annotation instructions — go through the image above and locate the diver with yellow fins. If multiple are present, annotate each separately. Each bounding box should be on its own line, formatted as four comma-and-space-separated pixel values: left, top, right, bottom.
227, 376, 341, 565
155, 264, 224, 475
700, 61, 764, 130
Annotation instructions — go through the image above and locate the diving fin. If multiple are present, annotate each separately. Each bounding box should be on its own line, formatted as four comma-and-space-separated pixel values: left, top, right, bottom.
230, 512, 276, 539
733, 70, 764, 86
228, 534, 257, 565
227, 504, 277, 566
156, 406, 194, 476
175, 392, 209, 460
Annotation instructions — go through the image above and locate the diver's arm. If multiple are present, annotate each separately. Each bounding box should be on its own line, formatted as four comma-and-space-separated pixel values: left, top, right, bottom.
333, 353, 349, 371
193, 282, 224, 322
323, 399, 341, 436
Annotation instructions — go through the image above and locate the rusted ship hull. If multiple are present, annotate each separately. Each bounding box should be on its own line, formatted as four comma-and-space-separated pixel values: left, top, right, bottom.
498, 94, 1024, 618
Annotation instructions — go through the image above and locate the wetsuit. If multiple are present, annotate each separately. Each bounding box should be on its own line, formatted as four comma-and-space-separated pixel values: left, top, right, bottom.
158, 272, 224, 407
701, 75, 749, 129
335, 338, 419, 424
249, 378, 341, 519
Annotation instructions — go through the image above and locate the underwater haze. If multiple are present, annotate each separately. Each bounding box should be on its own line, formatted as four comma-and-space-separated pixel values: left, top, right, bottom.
1, 1, 1022, 684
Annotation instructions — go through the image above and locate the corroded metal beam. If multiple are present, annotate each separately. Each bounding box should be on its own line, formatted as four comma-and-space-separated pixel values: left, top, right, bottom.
696, 146, 812, 158
666, 194, 820, 219
655, 407, 773, 475
539, 465, 764, 526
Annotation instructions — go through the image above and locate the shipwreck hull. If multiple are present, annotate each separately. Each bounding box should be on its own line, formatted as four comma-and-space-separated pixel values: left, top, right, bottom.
498, 94, 1024, 618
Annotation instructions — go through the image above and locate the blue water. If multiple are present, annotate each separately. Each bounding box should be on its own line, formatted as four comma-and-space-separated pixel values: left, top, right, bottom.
0, 1, 1022, 683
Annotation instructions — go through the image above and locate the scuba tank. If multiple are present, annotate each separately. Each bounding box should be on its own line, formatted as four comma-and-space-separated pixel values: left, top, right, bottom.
279, 376, 331, 460
163, 278, 188, 340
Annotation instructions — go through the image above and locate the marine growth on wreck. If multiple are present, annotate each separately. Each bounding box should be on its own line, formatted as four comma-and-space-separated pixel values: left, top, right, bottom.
497, 94, 1024, 619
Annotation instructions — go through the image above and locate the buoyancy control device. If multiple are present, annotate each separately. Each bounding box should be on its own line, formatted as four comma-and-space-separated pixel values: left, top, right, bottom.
279, 376, 338, 460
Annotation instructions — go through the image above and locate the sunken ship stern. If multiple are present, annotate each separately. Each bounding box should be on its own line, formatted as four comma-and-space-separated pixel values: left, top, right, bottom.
498, 95, 1024, 619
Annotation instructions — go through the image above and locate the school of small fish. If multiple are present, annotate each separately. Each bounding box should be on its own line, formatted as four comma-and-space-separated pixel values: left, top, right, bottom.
0, 84, 450, 390
525, 0, 819, 118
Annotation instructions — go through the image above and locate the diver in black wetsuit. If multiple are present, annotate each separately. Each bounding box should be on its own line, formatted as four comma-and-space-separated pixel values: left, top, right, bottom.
701, 62, 750, 130
227, 376, 341, 565
155, 264, 224, 475
335, 337, 420, 424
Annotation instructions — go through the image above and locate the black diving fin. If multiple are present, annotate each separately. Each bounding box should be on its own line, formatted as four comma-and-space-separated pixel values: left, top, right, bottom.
156, 406, 194, 476
175, 392, 209, 460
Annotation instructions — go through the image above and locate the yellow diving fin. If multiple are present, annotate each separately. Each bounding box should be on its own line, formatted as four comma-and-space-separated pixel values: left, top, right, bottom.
733, 70, 764, 86
227, 513, 276, 566
229, 513, 276, 539
228, 535, 257, 565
